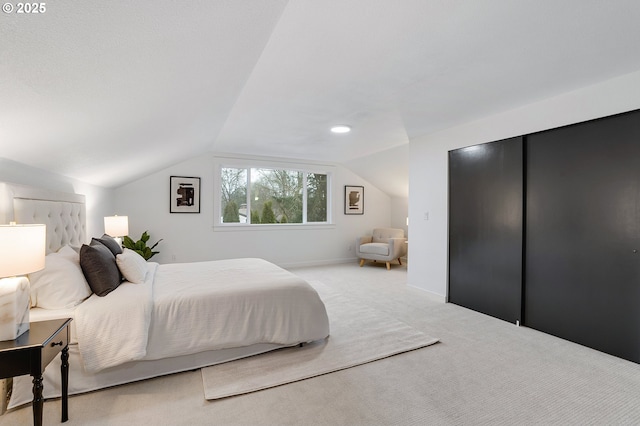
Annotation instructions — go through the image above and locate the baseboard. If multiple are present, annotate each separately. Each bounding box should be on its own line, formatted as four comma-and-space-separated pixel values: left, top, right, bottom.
279, 257, 357, 269
407, 284, 446, 303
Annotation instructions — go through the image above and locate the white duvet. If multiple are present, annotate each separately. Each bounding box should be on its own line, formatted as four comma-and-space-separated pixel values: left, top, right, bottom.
75, 258, 330, 373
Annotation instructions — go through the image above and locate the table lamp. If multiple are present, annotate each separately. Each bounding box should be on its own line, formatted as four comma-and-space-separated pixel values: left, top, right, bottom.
104, 215, 129, 246
0, 223, 46, 341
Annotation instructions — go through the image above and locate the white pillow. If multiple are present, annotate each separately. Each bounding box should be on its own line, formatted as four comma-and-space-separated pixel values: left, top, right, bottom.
28, 246, 92, 309
56, 244, 80, 262
116, 248, 148, 284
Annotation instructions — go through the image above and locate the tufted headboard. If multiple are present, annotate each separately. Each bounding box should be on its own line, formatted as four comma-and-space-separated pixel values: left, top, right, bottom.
0, 182, 87, 254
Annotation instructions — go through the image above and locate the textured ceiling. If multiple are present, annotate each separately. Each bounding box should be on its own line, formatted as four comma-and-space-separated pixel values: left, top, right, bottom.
2, 1, 640, 194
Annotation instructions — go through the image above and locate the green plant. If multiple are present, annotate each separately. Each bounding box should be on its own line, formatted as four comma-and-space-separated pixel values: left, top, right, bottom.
123, 231, 163, 260
251, 209, 260, 224
223, 200, 240, 223
260, 201, 277, 223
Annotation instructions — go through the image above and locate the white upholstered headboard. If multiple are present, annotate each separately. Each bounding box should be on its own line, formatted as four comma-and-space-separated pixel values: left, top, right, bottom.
0, 182, 87, 254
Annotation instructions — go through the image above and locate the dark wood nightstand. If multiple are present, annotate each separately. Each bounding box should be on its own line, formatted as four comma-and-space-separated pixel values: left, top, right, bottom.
0, 318, 72, 426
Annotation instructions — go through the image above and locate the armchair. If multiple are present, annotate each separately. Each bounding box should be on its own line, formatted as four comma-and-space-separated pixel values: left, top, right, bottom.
356, 228, 407, 270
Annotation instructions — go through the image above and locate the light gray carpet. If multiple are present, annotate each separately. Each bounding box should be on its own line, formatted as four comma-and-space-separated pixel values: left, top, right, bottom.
201, 281, 438, 399
3, 262, 640, 425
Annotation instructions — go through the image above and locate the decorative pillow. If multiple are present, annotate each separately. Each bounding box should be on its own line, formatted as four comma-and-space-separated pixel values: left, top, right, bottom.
93, 234, 123, 257
116, 248, 148, 284
28, 246, 92, 309
80, 241, 122, 297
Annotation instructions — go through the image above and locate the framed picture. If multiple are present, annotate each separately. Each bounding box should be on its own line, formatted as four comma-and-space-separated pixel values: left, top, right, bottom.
170, 176, 201, 213
344, 185, 364, 215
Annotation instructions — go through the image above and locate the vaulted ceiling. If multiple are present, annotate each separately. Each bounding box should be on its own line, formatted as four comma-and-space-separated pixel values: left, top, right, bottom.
2, 1, 640, 197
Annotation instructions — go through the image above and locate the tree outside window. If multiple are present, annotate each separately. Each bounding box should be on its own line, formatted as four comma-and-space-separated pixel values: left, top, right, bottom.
221, 168, 247, 223
219, 166, 328, 225
307, 172, 327, 223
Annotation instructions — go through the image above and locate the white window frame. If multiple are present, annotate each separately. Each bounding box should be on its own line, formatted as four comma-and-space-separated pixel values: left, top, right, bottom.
214, 157, 334, 231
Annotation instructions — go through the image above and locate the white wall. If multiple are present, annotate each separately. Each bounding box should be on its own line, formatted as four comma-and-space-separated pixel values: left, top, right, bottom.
114, 152, 392, 267
0, 158, 114, 239
408, 69, 640, 299
390, 196, 408, 236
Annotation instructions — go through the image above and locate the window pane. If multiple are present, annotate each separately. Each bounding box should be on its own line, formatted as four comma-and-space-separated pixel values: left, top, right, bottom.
221, 168, 247, 223
307, 173, 327, 222
219, 166, 329, 226
250, 168, 303, 224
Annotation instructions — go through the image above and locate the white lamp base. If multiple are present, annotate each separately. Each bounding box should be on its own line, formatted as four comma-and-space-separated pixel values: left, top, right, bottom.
0, 276, 30, 341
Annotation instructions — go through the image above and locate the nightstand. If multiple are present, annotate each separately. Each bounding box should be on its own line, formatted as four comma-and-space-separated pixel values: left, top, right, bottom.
0, 318, 72, 425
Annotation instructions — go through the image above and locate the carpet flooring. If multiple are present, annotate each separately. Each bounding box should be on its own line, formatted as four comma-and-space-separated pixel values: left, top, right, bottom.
2, 262, 640, 425
201, 281, 438, 399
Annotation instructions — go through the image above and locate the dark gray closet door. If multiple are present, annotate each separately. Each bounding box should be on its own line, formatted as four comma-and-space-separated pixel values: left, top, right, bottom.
526, 110, 640, 363
448, 137, 523, 323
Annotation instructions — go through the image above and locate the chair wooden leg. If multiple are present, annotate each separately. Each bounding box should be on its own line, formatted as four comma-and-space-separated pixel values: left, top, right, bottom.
398, 258, 403, 265
359, 259, 365, 267
386, 261, 390, 270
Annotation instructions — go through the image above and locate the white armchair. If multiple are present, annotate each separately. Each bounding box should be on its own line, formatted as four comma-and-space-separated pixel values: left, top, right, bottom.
356, 228, 407, 270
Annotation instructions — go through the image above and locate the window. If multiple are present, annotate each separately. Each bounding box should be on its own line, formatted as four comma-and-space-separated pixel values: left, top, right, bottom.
219, 166, 330, 225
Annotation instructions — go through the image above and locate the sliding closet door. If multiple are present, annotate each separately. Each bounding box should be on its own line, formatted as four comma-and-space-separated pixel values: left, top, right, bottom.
448, 137, 523, 323
526, 110, 640, 363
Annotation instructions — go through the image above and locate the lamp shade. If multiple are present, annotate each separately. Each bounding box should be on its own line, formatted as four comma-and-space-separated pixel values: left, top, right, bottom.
104, 215, 129, 237
0, 223, 46, 278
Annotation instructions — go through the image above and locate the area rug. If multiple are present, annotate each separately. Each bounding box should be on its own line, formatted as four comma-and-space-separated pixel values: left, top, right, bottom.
201, 281, 439, 400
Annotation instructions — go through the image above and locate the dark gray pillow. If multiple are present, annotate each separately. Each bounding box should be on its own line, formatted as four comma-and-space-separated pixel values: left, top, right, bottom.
94, 234, 123, 256
80, 241, 122, 297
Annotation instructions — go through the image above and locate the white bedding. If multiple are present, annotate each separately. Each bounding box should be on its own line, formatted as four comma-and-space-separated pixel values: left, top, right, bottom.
145, 258, 330, 360
3, 184, 330, 409
8, 257, 330, 409
74, 258, 329, 373
74, 263, 157, 371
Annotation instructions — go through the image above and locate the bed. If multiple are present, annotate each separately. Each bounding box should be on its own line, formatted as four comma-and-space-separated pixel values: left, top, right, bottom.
0, 182, 330, 409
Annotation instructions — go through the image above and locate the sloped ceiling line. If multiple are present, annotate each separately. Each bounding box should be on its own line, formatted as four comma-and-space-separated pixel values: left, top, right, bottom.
2, 1, 640, 191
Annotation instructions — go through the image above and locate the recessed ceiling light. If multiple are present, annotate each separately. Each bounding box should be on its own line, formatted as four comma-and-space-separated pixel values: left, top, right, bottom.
330, 125, 351, 134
